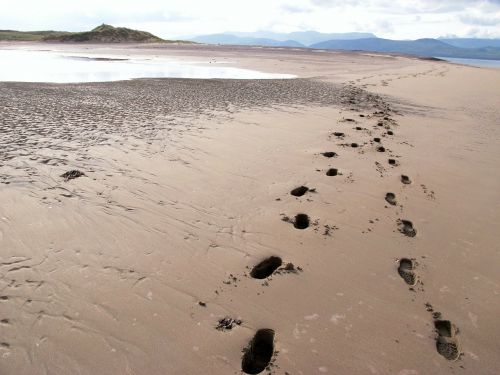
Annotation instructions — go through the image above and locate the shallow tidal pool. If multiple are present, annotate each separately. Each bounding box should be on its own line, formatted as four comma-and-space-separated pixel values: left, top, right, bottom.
0, 49, 295, 83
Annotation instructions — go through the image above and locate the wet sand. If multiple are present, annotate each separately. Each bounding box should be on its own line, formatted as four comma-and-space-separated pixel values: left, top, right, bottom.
1, 43, 499, 375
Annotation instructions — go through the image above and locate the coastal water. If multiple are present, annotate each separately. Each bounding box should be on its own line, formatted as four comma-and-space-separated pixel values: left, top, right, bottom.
0, 49, 295, 83
439, 57, 500, 69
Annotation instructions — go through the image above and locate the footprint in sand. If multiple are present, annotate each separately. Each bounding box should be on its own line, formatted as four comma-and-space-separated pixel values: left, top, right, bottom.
321, 151, 337, 158
61, 170, 85, 181
242, 329, 275, 374
333, 132, 345, 138
293, 214, 310, 229
376, 146, 386, 152
397, 258, 417, 285
388, 158, 399, 166
385, 192, 397, 205
326, 168, 339, 177
250, 257, 283, 279
373, 137, 381, 143
401, 175, 412, 184
397, 219, 417, 237
434, 320, 461, 361
290, 186, 309, 197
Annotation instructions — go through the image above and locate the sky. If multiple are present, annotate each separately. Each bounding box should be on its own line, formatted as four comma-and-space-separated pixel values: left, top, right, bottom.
1, 0, 500, 39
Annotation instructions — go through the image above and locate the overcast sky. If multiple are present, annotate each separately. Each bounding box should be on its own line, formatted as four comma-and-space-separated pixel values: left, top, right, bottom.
1, 0, 500, 39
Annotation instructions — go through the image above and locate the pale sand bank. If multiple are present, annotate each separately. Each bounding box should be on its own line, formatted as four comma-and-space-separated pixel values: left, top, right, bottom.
0, 44, 499, 374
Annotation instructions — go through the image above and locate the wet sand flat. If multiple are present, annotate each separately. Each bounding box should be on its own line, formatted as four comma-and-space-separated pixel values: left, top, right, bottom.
0, 43, 499, 375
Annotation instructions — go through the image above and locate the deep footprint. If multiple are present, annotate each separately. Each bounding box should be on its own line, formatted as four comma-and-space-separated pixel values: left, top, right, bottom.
376, 146, 386, 152
401, 175, 412, 184
434, 320, 460, 361
385, 192, 397, 205
397, 258, 417, 285
322, 152, 337, 158
326, 168, 338, 176
290, 186, 309, 197
388, 158, 398, 166
294, 214, 310, 229
398, 220, 416, 237
242, 329, 275, 374
250, 256, 283, 279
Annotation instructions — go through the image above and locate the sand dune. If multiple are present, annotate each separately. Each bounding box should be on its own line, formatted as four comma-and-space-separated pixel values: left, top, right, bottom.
0, 43, 499, 374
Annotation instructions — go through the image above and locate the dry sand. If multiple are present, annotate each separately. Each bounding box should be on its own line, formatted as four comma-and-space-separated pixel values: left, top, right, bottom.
0, 43, 499, 375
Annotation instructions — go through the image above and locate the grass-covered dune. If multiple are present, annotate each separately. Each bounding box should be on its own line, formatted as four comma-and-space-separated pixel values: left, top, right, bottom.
0, 24, 190, 43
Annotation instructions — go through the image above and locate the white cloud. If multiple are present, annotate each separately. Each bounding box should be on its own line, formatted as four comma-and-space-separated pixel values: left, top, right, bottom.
0, 0, 499, 39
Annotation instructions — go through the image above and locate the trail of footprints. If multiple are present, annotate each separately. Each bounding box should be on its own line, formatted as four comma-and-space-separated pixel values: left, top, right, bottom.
213, 86, 461, 373
329, 96, 462, 363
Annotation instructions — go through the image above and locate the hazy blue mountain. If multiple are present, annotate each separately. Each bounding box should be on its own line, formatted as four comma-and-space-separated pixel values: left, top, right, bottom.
231, 31, 376, 45
438, 38, 500, 49
191, 34, 305, 47
190, 31, 376, 47
311, 38, 500, 60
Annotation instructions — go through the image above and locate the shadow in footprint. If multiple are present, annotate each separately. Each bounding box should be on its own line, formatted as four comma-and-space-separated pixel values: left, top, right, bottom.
61, 170, 85, 181
250, 257, 283, 279
388, 158, 398, 166
351, 143, 359, 148
291, 186, 309, 197
322, 152, 337, 158
398, 220, 416, 237
242, 329, 275, 374
333, 132, 345, 138
401, 175, 411, 184
373, 137, 381, 143
434, 320, 460, 361
326, 168, 338, 177
385, 192, 397, 205
398, 258, 417, 285
376, 146, 386, 152
387, 131, 394, 135
294, 214, 310, 229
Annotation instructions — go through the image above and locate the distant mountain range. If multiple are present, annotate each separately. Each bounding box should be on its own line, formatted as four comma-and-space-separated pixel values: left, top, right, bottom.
311, 38, 500, 60
190, 31, 376, 47
438, 38, 500, 49
191, 34, 305, 47
190, 31, 500, 60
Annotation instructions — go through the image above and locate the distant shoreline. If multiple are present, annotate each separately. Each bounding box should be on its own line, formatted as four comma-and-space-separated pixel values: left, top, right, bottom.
437, 56, 500, 68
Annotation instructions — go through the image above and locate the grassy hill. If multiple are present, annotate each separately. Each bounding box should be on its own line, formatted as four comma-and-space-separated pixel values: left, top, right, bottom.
0, 30, 68, 41
44, 24, 164, 43
1, 24, 189, 43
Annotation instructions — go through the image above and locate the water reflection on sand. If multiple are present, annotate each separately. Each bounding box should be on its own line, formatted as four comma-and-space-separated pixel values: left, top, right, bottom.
0, 49, 295, 83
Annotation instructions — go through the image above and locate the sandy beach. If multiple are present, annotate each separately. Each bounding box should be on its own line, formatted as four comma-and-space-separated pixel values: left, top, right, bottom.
1, 43, 499, 375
